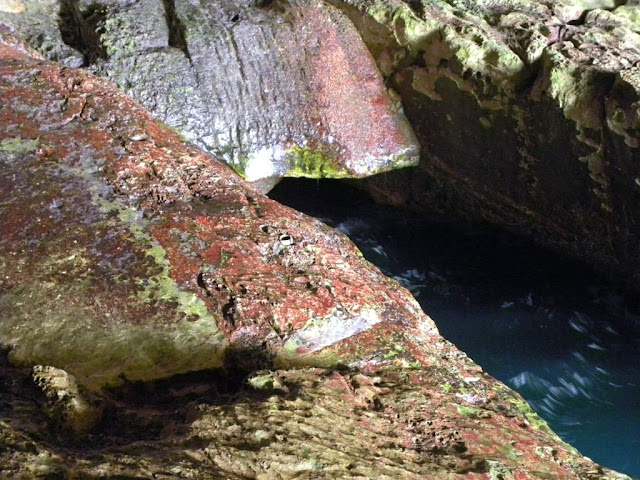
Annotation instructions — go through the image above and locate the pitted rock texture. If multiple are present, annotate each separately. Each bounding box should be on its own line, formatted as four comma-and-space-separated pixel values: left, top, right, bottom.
31, 365, 103, 434
0, 28, 633, 480
329, 0, 640, 290
0, 0, 420, 185
0, 356, 634, 479
0, 27, 433, 392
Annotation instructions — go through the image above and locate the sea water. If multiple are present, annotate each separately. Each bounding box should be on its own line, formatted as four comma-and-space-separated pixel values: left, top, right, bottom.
269, 178, 640, 478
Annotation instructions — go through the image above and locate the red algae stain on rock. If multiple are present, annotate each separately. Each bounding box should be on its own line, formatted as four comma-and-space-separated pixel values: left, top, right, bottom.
0, 24, 39, 59
0, 28, 632, 480
0, 33, 436, 390
0, 0, 419, 184
292, 0, 420, 176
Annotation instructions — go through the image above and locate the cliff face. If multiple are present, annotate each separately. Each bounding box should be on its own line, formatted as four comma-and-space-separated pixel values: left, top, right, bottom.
0, 26, 632, 479
330, 0, 640, 290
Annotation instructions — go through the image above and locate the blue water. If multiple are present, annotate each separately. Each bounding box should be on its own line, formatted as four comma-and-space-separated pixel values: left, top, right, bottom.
270, 179, 640, 478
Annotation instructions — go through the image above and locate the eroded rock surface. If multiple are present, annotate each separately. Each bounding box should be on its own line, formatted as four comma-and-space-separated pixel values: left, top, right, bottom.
1, 356, 634, 479
4, 0, 640, 288
330, 0, 640, 290
0, 23, 432, 392
31, 365, 103, 434
0, 26, 633, 480
0, 0, 420, 186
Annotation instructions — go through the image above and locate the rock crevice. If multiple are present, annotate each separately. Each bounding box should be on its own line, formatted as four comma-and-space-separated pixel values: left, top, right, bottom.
329, 0, 640, 290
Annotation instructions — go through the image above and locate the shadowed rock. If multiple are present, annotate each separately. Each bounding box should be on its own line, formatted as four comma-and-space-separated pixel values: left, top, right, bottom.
330, 0, 640, 291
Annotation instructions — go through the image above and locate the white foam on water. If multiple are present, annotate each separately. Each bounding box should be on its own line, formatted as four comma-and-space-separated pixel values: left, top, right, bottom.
370, 244, 388, 259
508, 371, 553, 390
335, 218, 370, 236
572, 371, 593, 388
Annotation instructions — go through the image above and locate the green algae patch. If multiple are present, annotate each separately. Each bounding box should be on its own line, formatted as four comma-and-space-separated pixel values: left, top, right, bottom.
355, 1, 526, 89
248, 374, 276, 391
0, 272, 228, 392
101, 16, 138, 58
0, 137, 39, 158
286, 145, 348, 179
210, 143, 354, 182
524, 411, 552, 432
382, 343, 406, 359
93, 193, 221, 325
542, 49, 611, 134
487, 460, 515, 480
509, 394, 552, 433
211, 145, 251, 179
456, 404, 483, 419
276, 341, 343, 370
0, 161, 228, 392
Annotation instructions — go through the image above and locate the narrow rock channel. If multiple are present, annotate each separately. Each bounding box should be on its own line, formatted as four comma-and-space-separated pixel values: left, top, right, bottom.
2, 0, 640, 477
269, 177, 640, 478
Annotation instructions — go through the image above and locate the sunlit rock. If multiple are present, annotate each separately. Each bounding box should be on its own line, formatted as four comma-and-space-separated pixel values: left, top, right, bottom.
32, 365, 103, 434
0, 27, 633, 479
0, 0, 420, 188
0, 25, 433, 391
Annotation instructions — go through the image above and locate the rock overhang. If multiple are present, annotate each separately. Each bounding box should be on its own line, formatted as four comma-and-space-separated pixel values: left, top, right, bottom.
0, 0, 421, 189
0, 23, 636, 479
328, 0, 640, 291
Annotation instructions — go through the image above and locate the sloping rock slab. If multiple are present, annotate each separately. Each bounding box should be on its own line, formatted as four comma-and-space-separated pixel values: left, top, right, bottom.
0, 27, 632, 480
0, 0, 420, 184
0, 23, 434, 391
0, 359, 632, 479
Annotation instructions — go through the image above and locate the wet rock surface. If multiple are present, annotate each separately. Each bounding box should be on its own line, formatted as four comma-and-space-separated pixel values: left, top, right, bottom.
0, 0, 420, 185
1, 353, 633, 479
0, 24, 433, 392
5, 0, 640, 289
329, 0, 640, 291
0, 28, 632, 480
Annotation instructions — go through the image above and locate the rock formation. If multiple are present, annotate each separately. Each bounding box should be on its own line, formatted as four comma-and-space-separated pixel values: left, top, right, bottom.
330, 0, 640, 290
4, 0, 640, 289
0, 25, 632, 479
0, 23, 432, 392
0, 0, 420, 188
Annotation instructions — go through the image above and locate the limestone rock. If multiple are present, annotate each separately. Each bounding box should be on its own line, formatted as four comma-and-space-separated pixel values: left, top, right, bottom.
1, 360, 633, 479
0, 27, 433, 392
31, 365, 102, 434
0, 0, 84, 66
0, 29, 632, 480
0, 0, 420, 186
330, 0, 640, 290
0, 0, 25, 13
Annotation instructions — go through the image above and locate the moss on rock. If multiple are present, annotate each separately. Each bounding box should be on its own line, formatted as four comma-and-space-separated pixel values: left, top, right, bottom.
332, 0, 640, 290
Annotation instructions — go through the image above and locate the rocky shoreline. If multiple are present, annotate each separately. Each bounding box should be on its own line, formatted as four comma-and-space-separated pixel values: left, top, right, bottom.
1, 1, 639, 477
0, 22, 634, 479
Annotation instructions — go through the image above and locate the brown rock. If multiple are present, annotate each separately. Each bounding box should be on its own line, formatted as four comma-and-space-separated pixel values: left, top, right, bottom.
0, 25, 434, 391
